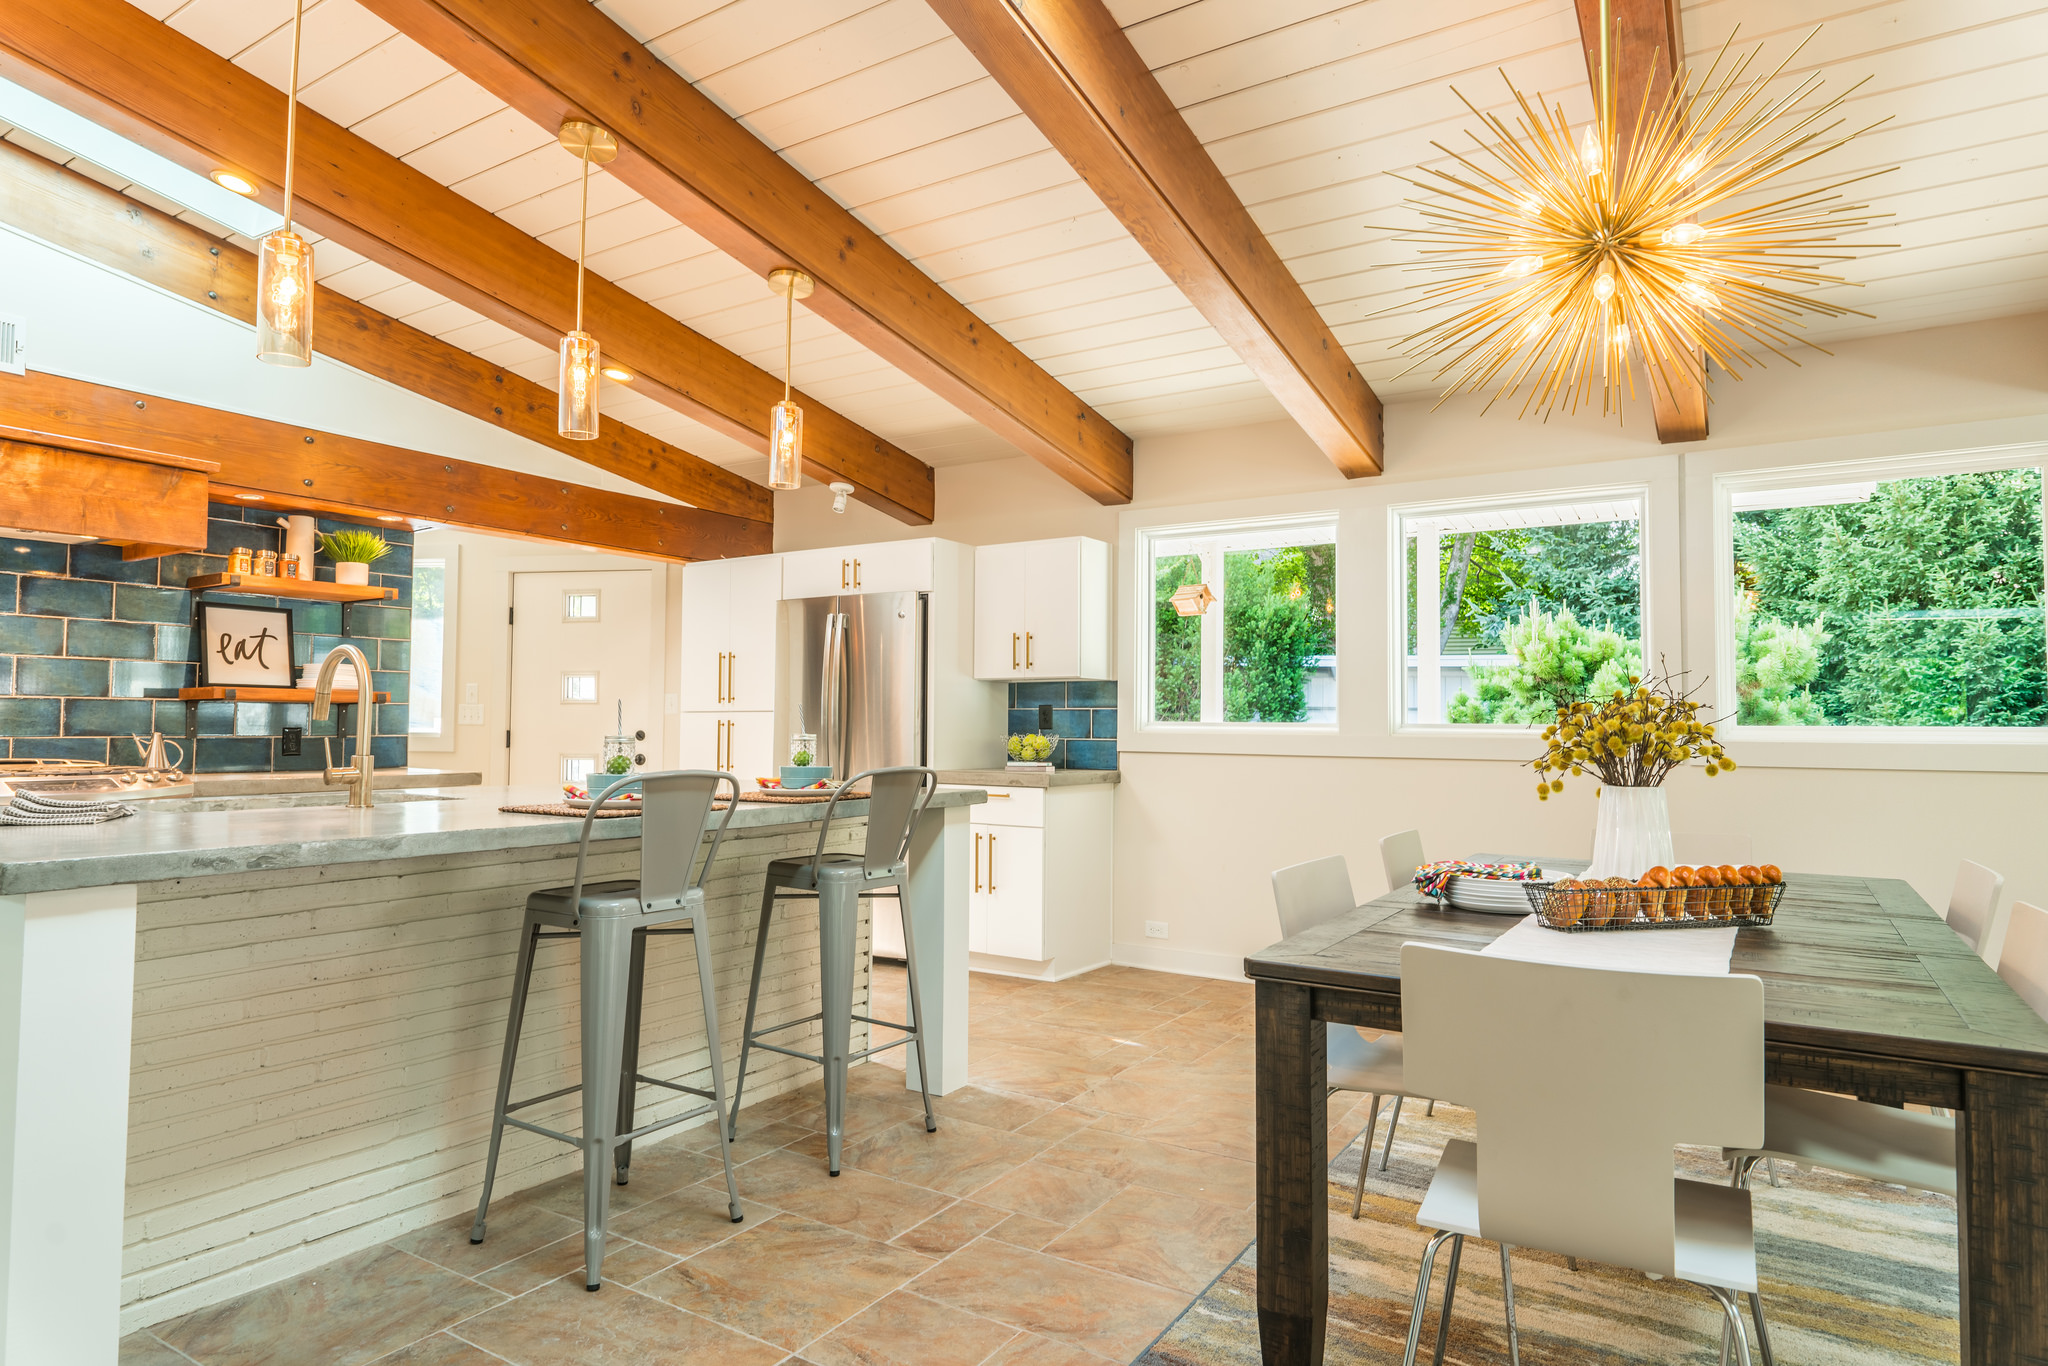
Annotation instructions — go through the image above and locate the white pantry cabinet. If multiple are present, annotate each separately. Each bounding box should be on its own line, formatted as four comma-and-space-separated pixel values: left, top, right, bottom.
680, 555, 781, 711
962, 782, 1113, 980
973, 537, 1110, 680
680, 711, 775, 783
781, 540, 932, 599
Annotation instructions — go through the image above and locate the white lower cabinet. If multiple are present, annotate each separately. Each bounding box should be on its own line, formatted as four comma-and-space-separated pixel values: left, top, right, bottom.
961, 782, 1113, 980
974, 824, 1045, 959
681, 711, 773, 780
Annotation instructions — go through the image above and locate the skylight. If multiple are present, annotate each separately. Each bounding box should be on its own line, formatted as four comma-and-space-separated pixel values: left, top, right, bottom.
0, 75, 282, 240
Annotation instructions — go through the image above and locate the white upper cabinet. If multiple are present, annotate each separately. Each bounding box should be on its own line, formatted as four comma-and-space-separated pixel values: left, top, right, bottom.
781, 540, 933, 598
680, 555, 780, 712
973, 537, 1110, 681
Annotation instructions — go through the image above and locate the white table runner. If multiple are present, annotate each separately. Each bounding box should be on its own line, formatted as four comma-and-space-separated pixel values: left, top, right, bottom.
1479, 914, 1737, 975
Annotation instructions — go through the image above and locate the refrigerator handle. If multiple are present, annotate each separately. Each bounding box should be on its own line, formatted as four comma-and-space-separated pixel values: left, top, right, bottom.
820, 611, 850, 778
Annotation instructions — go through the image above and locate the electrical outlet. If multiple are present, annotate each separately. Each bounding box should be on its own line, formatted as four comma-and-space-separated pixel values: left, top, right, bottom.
463, 682, 479, 704
458, 703, 485, 725
1145, 921, 1168, 940
280, 726, 302, 757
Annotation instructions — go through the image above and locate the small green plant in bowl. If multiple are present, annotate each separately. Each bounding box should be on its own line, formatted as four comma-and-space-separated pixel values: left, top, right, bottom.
317, 529, 390, 585
1008, 732, 1055, 763
791, 748, 813, 767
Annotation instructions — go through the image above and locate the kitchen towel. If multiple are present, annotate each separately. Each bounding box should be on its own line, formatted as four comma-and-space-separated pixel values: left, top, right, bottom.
1479, 913, 1736, 975
0, 791, 138, 825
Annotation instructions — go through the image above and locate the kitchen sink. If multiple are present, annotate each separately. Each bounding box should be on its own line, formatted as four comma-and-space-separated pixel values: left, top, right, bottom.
158, 791, 460, 813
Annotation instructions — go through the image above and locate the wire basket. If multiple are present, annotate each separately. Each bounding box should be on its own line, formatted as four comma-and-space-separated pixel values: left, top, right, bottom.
1521, 879, 1784, 931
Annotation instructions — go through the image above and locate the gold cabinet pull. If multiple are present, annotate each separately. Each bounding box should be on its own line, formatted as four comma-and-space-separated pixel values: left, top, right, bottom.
853, 558, 862, 588
988, 833, 996, 893
841, 558, 849, 589
1025, 632, 1034, 669
727, 651, 736, 704
1012, 632, 1020, 670
974, 832, 983, 893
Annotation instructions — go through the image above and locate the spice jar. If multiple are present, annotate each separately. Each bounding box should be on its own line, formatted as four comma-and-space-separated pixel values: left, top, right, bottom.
257, 548, 279, 577
280, 553, 301, 580
229, 547, 254, 574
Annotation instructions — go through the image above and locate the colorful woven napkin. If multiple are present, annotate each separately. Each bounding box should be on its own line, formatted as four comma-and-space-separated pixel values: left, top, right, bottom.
1413, 859, 1544, 899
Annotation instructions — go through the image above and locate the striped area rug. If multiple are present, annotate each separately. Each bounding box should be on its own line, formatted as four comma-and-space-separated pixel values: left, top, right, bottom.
1138, 1100, 1958, 1365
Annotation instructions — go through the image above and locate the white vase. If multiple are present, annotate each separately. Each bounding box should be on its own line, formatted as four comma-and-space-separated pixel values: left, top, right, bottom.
335, 562, 371, 585
1583, 785, 1675, 881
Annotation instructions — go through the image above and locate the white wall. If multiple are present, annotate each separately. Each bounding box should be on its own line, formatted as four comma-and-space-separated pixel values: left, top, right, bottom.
773, 310, 2048, 976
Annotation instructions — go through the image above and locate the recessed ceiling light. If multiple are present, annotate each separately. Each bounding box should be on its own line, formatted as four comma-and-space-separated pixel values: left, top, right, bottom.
601, 365, 633, 382
234, 492, 266, 500
211, 170, 257, 196
378, 515, 405, 522
12, 546, 29, 554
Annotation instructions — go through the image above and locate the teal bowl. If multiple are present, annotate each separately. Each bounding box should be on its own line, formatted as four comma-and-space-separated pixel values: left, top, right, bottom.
780, 764, 834, 788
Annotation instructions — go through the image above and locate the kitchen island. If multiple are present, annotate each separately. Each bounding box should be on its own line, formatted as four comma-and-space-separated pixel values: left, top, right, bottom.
0, 783, 983, 1362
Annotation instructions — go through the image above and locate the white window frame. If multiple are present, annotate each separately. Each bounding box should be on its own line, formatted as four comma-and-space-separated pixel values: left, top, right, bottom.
1710, 441, 2048, 754
1392, 485, 1653, 736
407, 547, 457, 752
1137, 512, 1339, 731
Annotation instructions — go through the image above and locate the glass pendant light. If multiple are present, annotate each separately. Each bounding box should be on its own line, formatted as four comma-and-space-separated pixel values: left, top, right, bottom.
256, 0, 313, 366
556, 119, 617, 441
765, 267, 814, 490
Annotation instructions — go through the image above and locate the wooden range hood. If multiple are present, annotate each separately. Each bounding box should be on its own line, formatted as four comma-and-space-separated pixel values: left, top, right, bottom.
0, 427, 216, 558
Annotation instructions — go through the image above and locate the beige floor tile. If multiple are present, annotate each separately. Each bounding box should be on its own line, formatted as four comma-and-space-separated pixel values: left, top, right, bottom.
1132, 1105, 1256, 1163
118, 1333, 192, 1366
932, 1085, 1055, 1133
476, 1233, 679, 1295
626, 1130, 764, 1184
966, 1160, 1123, 1226
968, 1042, 1136, 1105
724, 1147, 954, 1242
1011, 1107, 1101, 1144
514, 1147, 725, 1222
910, 1237, 1190, 1360
1009, 997, 1188, 1036
636, 1213, 932, 1350
982, 1330, 1122, 1366
154, 1245, 506, 1366
800, 1290, 1019, 1366
834, 1114, 1048, 1196
1042, 1186, 1253, 1293
1035, 1126, 1256, 1207
610, 1182, 771, 1257
368, 1333, 506, 1365
454, 1276, 784, 1366
989, 1213, 1067, 1251
390, 1202, 581, 1280
889, 1200, 1008, 1257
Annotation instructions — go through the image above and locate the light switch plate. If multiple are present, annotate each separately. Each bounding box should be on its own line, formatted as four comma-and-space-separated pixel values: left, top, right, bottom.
463, 682, 479, 704
458, 703, 485, 725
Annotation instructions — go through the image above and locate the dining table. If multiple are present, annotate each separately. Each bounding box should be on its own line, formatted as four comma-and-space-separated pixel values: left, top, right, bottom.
1246, 865, 2048, 1365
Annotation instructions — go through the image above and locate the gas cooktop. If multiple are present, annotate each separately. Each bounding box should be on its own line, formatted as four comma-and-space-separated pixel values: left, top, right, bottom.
0, 758, 194, 800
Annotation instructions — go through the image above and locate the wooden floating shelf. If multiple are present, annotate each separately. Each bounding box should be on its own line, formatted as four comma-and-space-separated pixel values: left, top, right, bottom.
175, 687, 390, 704
185, 573, 397, 603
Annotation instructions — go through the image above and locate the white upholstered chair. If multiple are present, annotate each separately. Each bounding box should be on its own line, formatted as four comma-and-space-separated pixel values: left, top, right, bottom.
1998, 901, 2048, 1021
1272, 855, 1436, 1216
1401, 944, 1771, 1366
1381, 829, 1427, 897
1946, 859, 2007, 965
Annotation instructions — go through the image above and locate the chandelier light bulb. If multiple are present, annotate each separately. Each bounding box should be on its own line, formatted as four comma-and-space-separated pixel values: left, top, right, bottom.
1592, 267, 1617, 303
1682, 280, 1723, 315
767, 399, 804, 490
557, 330, 601, 440
1678, 153, 1706, 181
256, 228, 314, 366
1613, 322, 1631, 348
1662, 221, 1708, 247
1523, 316, 1549, 342
1579, 124, 1603, 176
1518, 195, 1544, 217
1500, 254, 1543, 280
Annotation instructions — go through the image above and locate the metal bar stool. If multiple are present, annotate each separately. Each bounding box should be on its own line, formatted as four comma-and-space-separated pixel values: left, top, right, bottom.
470, 769, 744, 1291
727, 766, 938, 1175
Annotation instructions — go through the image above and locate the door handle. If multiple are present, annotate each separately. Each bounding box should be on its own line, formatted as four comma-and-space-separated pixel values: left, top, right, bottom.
974, 832, 983, 893
853, 558, 862, 589
1025, 632, 1034, 669
1012, 633, 1020, 670
988, 834, 996, 893
841, 558, 849, 589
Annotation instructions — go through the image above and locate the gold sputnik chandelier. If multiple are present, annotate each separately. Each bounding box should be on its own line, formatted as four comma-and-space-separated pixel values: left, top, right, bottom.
1383, 2, 1892, 420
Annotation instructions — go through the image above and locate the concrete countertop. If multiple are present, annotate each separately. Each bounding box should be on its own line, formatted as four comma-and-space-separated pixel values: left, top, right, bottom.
0, 784, 987, 896
935, 768, 1120, 789
189, 768, 483, 797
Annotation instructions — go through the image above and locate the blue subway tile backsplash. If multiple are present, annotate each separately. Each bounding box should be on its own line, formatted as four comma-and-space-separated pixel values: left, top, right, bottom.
0, 505, 412, 771
1003, 680, 1118, 769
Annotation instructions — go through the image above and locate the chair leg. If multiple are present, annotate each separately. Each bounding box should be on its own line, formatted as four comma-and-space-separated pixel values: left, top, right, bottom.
1748, 1291, 1775, 1366
1500, 1243, 1521, 1366
818, 879, 861, 1176
614, 927, 648, 1187
1431, 1233, 1463, 1366
892, 888, 937, 1133
689, 913, 745, 1225
1354, 1093, 1383, 1217
1765, 1158, 1781, 1188
470, 916, 540, 1244
1381, 1095, 1405, 1171
727, 878, 781, 1141
1426, 1098, 1436, 1117
578, 912, 634, 1291
1706, 1286, 1753, 1366
1401, 1231, 1454, 1366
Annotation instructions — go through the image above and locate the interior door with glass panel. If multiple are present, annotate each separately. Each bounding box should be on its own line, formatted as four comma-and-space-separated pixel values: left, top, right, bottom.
508, 570, 653, 788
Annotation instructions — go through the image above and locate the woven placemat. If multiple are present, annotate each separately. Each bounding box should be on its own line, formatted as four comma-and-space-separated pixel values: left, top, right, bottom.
498, 802, 642, 819
739, 788, 867, 804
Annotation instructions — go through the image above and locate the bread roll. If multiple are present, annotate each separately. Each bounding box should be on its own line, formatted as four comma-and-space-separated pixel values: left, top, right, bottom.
1637, 868, 1671, 921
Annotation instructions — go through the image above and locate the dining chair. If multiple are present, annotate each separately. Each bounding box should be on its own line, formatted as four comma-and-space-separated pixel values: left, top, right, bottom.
1381, 829, 1427, 896
1401, 943, 1770, 1366
1998, 902, 2048, 1021
1272, 855, 1437, 1216
1946, 859, 2007, 966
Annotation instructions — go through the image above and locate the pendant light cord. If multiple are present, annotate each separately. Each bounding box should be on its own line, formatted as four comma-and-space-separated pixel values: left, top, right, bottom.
783, 284, 793, 403
574, 143, 591, 334
281, 0, 305, 232
1598, 0, 1611, 137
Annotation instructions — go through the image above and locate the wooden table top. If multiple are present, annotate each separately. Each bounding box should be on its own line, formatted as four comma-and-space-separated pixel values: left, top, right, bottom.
1244, 870, 2048, 1077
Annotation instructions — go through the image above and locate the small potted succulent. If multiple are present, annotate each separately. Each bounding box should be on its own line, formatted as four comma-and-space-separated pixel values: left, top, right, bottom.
318, 528, 389, 585
780, 726, 832, 788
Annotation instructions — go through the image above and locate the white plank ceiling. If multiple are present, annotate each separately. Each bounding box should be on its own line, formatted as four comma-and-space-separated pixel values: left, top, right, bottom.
127, 0, 2048, 480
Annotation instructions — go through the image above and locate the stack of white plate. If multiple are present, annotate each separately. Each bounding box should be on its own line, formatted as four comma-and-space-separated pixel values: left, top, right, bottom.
1443, 876, 1542, 914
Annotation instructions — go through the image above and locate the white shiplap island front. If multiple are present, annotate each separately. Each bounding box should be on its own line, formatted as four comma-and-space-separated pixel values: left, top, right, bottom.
0, 784, 982, 1363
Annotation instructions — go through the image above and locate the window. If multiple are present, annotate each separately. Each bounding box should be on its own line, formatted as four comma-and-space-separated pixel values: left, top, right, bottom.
1726, 459, 2045, 731
563, 591, 599, 621
561, 672, 598, 704
1399, 494, 1645, 727
561, 755, 596, 784
1144, 518, 1336, 726
408, 556, 449, 743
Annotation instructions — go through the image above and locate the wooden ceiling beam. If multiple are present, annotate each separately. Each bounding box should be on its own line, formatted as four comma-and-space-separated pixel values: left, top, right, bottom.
355, 0, 1136, 506
0, 137, 771, 524
0, 0, 934, 523
926, 0, 1383, 478
0, 371, 769, 562
1575, 0, 1709, 443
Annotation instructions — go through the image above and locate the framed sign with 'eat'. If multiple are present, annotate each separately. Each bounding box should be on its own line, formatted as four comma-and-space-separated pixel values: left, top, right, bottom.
197, 602, 297, 688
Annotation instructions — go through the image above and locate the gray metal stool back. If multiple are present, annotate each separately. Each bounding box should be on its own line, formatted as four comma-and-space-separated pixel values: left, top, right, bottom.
728, 766, 938, 1175
469, 768, 744, 1291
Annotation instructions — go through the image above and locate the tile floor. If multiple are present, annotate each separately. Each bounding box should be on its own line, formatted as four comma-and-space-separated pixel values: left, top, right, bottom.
121, 965, 1383, 1366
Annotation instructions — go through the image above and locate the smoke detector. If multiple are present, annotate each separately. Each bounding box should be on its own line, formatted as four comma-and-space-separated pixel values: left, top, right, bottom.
829, 481, 855, 514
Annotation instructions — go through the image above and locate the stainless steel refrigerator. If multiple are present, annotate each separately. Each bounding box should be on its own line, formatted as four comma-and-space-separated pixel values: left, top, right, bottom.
786, 590, 928, 781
